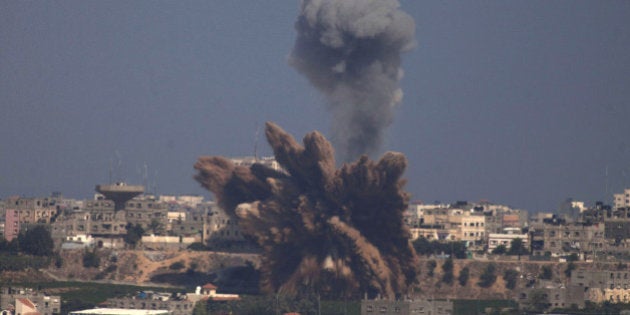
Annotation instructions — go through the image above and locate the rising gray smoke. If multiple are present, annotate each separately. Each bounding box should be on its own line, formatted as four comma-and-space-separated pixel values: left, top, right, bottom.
289, 0, 415, 162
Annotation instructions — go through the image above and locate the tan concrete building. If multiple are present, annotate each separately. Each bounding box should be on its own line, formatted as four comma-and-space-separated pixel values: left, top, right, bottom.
0, 287, 61, 315
361, 298, 453, 315
614, 188, 630, 210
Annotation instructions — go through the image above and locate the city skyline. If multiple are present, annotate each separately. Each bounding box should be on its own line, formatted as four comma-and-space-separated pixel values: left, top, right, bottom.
2, 1, 630, 212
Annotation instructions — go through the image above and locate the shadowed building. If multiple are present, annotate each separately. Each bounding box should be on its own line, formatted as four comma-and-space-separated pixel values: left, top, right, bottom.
361, 298, 453, 315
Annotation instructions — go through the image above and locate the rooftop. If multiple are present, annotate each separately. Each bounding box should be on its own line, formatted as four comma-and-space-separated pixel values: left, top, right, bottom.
69, 309, 170, 315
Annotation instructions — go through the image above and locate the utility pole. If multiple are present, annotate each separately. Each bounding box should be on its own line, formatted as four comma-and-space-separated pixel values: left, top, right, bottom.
317, 293, 321, 315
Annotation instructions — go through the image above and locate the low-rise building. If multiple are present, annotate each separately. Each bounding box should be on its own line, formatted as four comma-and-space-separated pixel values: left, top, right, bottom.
487, 228, 529, 253
0, 287, 61, 315
572, 269, 630, 303
613, 188, 630, 210
361, 298, 453, 315
106, 283, 238, 315
516, 283, 585, 310
3, 209, 19, 241
69, 309, 169, 315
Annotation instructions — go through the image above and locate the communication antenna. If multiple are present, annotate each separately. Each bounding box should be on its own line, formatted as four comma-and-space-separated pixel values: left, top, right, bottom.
114, 150, 123, 182
253, 121, 261, 161
108, 158, 113, 184
605, 165, 609, 197
152, 170, 159, 196
143, 163, 148, 195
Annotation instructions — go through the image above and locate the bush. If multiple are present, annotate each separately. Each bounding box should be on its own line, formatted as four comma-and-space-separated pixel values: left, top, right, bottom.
478, 264, 497, 288
539, 265, 552, 280
413, 238, 468, 259
83, 250, 100, 268
124, 223, 145, 248
54, 254, 64, 269
187, 242, 208, 251
564, 262, 576, 277
503, 269, 519, 289
0, 254, 48, 271
427, 260, 437, 277
18, 225, 54, 256
169, 261, 186, 270
491, 245, 506, 255
441, 258, 454, 284
458, 267, 470, 286
507, 238, 529, 256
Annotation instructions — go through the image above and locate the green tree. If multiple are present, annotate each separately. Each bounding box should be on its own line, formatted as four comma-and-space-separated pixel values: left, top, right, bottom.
564, 261, 576, 277
441, 258, 454, 284
187, 242, 208, 251
191, 301, 207, 315
503, 269, 519, 289
540, 265, 553, 280
123, 223, 145, 248
169, 261, 186, 270
148, 218, 165, 235
412, 238, 467, 259
19, 225, 54, 256
507, 238, 529, 256
477, 263, 497, 288
82, 249, 100, 268
458, 267, 470, 286
427, 260, 437, 277
54, 254, 64, 268
491, 245, 506, 255
526, 289, 550, 313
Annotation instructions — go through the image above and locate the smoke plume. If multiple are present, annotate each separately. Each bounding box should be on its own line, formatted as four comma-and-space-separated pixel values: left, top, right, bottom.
289, 0, 415, 162
195, 122, 418, 298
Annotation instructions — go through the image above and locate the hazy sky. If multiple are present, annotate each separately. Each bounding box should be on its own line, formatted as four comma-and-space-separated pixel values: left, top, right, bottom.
2, 1, 630, 212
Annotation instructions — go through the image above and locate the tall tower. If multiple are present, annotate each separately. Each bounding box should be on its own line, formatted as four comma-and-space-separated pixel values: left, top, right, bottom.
95, 182, 144, 211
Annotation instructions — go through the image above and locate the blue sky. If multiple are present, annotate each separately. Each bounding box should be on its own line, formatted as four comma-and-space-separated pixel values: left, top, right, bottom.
2, 1, 630, 212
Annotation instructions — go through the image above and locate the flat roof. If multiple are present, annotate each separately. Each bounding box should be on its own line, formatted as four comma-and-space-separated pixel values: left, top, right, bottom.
69, 309, 169, 315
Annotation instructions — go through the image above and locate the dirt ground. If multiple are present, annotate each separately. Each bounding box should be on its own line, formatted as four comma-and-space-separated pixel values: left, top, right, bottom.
44, 249, 260, 285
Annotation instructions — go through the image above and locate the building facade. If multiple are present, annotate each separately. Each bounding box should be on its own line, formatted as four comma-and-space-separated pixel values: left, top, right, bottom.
361, 299, 453, 315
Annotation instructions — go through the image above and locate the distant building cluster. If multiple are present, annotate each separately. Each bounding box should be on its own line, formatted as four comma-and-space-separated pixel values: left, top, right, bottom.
404, 201, 528, 251
0, 191, 246, 251
0, 284, 238, 315
0, 287, 61, 315
361, 297, 453, 315
3, 157, 630, 313
0, 160, 629, 259
402, 188, 630, 260
0, 157, 287, 251
105, 283, 238, 315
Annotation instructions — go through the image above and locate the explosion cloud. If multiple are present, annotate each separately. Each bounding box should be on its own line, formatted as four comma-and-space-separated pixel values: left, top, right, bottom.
195, 122, 418, 298
289, 0, 415, 162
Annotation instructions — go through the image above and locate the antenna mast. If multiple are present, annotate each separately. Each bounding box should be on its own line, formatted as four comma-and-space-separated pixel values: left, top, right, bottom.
108, 158, 113, 184
254, 121, 260, 161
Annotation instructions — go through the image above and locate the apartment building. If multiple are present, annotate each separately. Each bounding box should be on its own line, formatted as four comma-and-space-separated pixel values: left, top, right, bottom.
571, 269, 630, 303
361, 298, 453, 315
2, 209, 19, 241
487, 228, 529, 253
614, 188, 630, 210
2, 196, 59, 225
0, 287, 61, 315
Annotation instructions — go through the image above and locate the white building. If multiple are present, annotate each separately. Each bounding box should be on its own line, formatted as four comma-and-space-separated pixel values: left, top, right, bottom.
230, 156, 283, 172
69, 309, 170, 315
488, 228, 529, 253
614, 188, 630, 210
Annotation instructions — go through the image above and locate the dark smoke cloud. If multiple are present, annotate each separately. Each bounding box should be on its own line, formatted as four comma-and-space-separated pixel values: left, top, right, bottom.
195, 122, 418, 298
289, 0, 415, 162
